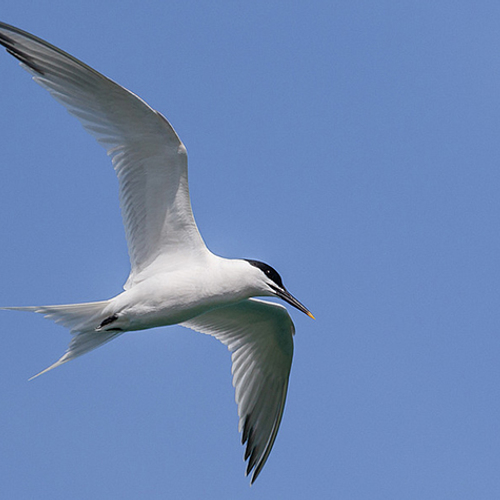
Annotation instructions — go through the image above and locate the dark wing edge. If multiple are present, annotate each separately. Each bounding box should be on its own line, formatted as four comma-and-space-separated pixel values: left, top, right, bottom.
182, 298, 295, 483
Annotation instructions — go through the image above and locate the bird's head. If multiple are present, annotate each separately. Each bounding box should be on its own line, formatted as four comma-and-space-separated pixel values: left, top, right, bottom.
244, 259, 314, 319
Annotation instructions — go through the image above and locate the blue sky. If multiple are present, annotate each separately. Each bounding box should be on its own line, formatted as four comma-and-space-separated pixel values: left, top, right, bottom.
2, 1, 500, 498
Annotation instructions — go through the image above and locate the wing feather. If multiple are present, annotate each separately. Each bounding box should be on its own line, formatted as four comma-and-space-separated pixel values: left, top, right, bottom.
182, 298, 294, 484
0, 22, 207, 287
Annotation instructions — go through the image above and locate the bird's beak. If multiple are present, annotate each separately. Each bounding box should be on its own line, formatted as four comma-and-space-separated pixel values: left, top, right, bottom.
274, 287, 315, 319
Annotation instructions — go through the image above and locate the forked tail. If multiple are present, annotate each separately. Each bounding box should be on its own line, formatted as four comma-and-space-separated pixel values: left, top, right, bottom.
2, 300, 122, 379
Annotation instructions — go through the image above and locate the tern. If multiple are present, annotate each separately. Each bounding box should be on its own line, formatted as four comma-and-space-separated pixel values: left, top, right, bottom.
0, 22, 313, 483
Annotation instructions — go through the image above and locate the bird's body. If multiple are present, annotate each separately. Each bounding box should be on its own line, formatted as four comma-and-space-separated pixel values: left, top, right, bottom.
98, 256, 282, 332
0, 21, 313, 483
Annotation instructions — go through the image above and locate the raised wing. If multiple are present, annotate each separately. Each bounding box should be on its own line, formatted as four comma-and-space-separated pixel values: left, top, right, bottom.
181, 298, 294, 484
0, 22, 207, 288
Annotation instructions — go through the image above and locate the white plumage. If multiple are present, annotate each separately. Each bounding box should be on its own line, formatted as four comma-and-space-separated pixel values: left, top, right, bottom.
0, 22, 313, 483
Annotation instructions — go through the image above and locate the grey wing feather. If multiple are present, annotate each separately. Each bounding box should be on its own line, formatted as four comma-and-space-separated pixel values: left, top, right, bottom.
182, 298, 294, 483
0, 22, 206, 287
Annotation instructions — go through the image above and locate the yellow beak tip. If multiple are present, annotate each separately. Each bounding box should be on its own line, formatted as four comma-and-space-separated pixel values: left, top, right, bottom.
307, 311, 316, 320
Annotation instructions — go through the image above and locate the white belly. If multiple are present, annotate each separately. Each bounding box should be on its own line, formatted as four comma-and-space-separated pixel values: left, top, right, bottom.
105, 267, 252, 332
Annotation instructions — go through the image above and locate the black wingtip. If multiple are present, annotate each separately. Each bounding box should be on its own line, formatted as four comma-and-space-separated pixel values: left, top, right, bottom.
0, 30, 45, 75
0, 31, 14, 45
241, 413, 265, 484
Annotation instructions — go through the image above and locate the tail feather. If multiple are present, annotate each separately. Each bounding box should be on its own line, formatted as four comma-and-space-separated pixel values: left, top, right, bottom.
3, 301, 110, 333
2, 300, 123, 379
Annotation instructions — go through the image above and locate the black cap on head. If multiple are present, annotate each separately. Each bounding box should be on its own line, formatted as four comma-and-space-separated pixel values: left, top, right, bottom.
245, 259, 314, 319
245, 259, 284, 289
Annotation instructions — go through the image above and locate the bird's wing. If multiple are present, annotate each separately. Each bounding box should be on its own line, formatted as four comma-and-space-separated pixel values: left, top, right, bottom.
0, 22, 207, 288
181, 298, 294, 484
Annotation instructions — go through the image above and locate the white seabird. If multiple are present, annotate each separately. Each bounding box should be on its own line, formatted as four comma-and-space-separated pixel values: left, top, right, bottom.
0, 22, 314, 483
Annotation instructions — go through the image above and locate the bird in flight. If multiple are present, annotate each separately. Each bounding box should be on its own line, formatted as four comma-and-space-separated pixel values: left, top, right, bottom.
0, 22, 314, 484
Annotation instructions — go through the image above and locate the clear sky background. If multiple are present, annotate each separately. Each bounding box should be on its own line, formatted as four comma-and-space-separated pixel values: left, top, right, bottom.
1, 1, 500, 499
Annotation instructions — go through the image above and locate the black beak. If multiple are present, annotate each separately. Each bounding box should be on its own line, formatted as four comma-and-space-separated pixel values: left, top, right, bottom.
272, 286, 315, 319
